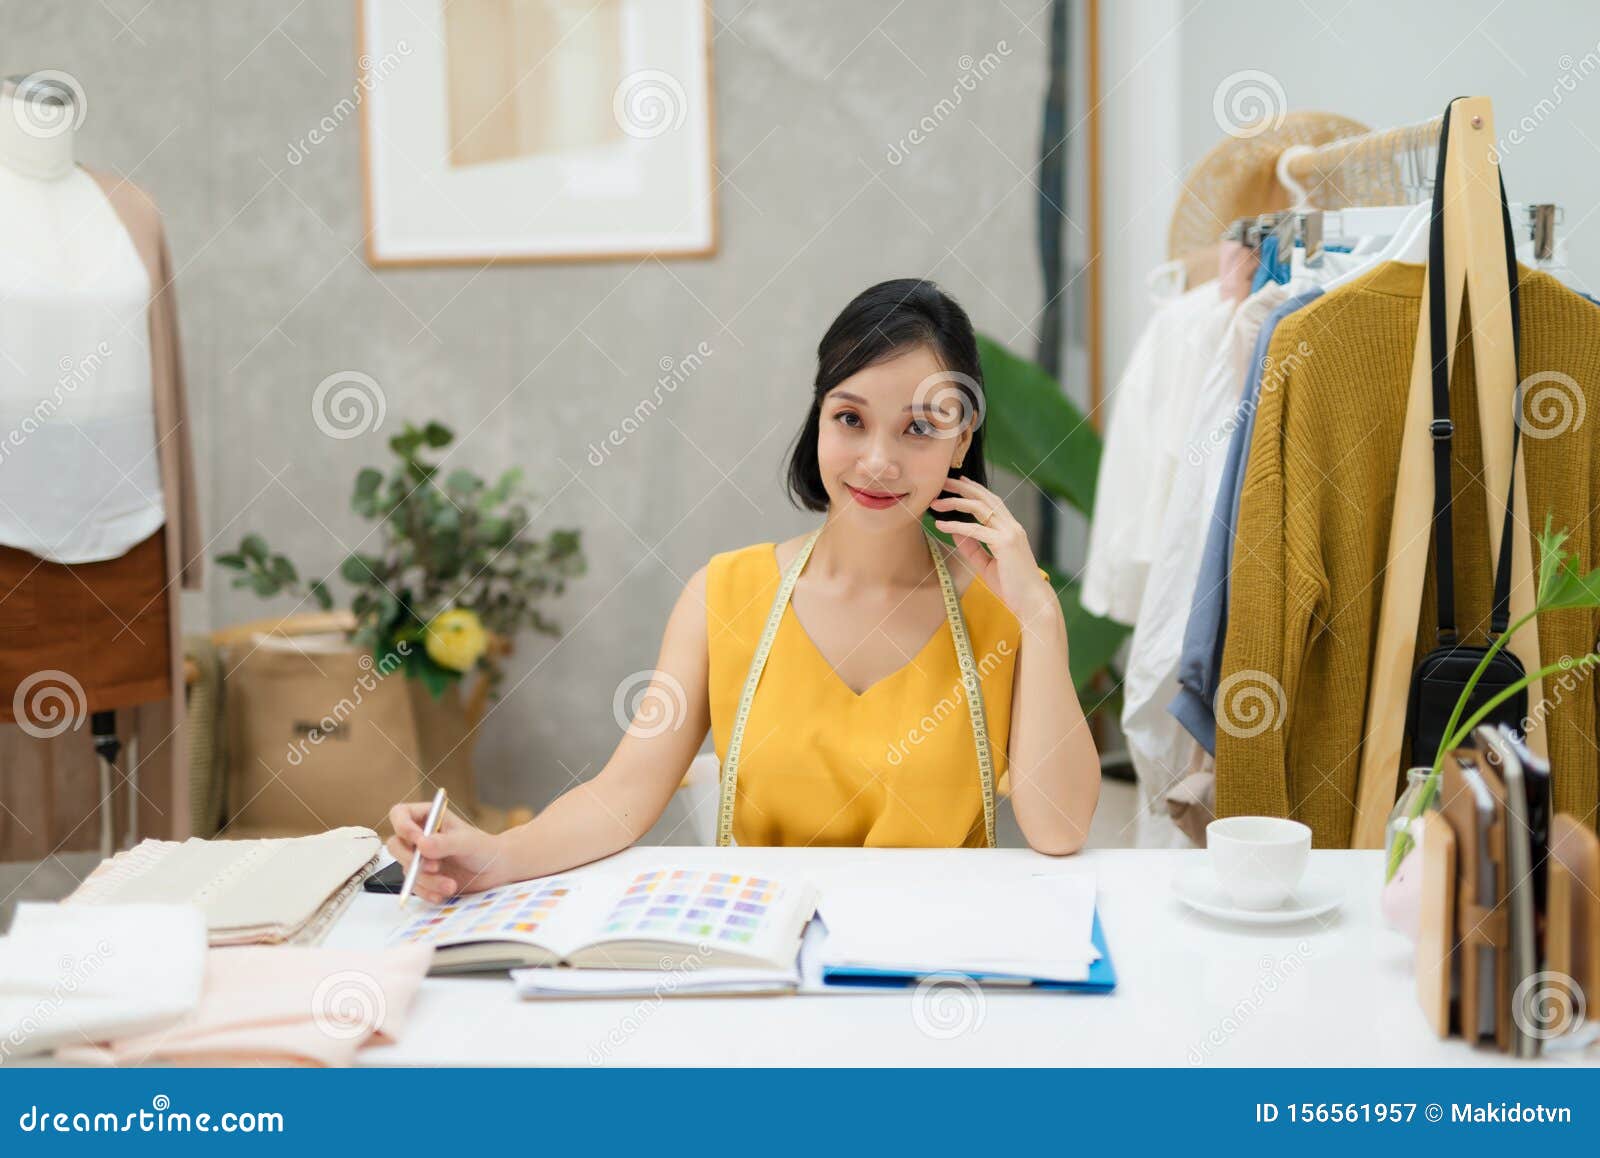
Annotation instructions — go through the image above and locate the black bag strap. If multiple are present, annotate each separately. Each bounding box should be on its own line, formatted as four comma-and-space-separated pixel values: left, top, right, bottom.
1427, 98, 1521, 643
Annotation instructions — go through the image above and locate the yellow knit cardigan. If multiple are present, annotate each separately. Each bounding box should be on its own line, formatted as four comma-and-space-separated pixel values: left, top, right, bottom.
1217, 262, 1600, 847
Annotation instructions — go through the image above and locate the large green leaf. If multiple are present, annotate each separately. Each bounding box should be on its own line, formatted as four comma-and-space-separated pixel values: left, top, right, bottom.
402, 647, 461, 700
1534, 515, 1600, 611
977, 334, 1101, 516
340, 552, 386, 586
1048, 569, 1129, 697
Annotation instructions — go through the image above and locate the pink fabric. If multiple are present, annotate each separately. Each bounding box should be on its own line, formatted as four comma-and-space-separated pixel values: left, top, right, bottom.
56, 944, 433, 1068
1381, 848, 1424, 942
1217, 239, 1257, 303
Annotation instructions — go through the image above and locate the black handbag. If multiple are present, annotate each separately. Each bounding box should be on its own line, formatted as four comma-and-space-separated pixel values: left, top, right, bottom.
1405, 99, 1528, 773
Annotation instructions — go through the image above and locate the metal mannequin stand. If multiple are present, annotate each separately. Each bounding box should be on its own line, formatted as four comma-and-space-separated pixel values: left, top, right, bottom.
89, 711, 139, 859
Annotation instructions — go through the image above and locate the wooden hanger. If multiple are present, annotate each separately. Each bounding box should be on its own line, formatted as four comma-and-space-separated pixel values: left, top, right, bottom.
1352, 97, 1546, 848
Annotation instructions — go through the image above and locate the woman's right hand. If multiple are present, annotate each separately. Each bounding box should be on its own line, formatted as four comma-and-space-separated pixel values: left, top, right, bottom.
385, 801, 507, 904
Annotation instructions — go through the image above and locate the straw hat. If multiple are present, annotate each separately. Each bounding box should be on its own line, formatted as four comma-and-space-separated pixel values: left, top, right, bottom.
1168, 110, 1370, 261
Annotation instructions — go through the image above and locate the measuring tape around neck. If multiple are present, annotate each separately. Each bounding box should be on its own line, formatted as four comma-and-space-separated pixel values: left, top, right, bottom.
715, 525, 997, 848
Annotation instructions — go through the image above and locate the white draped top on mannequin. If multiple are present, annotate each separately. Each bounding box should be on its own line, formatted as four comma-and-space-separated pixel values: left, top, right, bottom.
0, 165, 164, 563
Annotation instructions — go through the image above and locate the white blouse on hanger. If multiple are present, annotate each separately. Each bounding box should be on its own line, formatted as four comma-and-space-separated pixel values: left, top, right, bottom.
1119, 252, 1371, 847
1118, 281, 1288, 844
1082, 280, 1235, 625
0, 166, 163, 564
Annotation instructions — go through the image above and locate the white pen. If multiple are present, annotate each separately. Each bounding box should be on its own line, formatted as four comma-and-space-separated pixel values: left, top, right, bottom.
398, 787, 448, 908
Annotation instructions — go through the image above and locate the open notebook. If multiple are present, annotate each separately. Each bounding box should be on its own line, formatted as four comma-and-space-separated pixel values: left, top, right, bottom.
67, 827, 381, 946
390, 867, 818, 976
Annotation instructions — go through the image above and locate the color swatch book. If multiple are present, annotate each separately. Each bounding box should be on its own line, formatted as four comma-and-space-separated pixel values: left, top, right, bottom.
388, 867, 818, 976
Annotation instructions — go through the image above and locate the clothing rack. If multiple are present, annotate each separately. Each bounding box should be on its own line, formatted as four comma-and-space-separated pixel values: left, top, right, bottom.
1225, 202, 1566, 260
1221, 113, 1562, 260
1196, 100, 1555, 847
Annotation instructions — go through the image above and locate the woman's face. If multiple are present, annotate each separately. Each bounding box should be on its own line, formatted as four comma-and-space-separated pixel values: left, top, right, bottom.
815, 344, 975, 528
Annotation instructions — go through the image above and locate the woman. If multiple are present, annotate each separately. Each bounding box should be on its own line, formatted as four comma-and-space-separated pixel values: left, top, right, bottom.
389, 279, 1101, 901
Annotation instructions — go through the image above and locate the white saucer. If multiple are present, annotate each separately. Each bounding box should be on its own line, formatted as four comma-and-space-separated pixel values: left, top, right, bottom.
1171, 872, 1342, 925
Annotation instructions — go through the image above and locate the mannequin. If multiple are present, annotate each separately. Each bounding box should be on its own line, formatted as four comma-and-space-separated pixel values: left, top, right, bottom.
1, 75, 138, 857
0, 73, 200, 859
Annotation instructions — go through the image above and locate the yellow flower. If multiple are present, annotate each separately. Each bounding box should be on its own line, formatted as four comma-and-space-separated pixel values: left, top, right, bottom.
424, 608, 487, 672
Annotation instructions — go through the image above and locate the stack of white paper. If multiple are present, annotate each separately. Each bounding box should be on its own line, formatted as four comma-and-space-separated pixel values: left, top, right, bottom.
817, 873, 1099, 983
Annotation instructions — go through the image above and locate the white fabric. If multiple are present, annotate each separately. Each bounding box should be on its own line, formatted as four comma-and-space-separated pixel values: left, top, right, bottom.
1120, 254, 1373, 848
0, 166, 163, 563
1082, 281, 1234, 625
0, 902, 205, 1058
1120, 283, 1287, 846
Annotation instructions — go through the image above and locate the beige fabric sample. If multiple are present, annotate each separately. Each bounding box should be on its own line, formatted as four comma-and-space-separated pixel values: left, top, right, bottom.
57, 945, 434, 1067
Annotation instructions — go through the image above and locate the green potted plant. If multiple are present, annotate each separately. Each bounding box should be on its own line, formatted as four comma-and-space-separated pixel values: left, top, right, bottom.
214, 421, 584, 834
219, 420, 586, 697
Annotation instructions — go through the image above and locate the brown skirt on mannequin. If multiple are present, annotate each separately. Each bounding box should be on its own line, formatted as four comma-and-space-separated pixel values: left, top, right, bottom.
0, 529, 171, 722
0, 530, 173, 860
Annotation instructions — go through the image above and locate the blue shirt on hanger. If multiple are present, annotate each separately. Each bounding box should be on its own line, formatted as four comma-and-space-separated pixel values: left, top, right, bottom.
1168, 287, 1323, 752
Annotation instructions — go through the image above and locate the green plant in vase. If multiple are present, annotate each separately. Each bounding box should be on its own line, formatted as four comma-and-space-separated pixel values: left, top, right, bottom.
1385, 515, 1600, 881
218, 420, 586, 696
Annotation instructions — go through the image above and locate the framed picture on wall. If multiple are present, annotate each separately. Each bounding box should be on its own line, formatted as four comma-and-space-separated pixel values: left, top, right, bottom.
358, 0, 716, 266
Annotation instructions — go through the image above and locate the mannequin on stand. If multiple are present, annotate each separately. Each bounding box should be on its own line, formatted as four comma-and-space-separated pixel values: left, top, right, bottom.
0, 76, 144, 857
0, 74, 202, 859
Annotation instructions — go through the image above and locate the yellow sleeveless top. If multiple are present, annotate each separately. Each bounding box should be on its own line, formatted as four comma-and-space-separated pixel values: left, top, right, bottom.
705, 541, 1025, 847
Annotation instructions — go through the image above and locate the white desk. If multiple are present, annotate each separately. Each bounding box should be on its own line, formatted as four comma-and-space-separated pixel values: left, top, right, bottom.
326, 847, 1522, 1067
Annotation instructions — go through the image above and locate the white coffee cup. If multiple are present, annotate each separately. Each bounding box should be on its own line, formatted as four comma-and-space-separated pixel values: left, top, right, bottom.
1206, 816, 1312, 910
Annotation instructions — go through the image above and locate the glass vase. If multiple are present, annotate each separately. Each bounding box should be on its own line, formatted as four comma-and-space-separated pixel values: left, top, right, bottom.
1384, 767, 1440, 878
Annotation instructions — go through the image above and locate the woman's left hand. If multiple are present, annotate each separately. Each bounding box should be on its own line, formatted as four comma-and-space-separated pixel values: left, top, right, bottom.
930, 476, 1059, 625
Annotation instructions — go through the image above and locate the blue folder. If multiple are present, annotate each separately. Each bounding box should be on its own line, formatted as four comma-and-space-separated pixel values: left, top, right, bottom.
820, 908, 1117, 993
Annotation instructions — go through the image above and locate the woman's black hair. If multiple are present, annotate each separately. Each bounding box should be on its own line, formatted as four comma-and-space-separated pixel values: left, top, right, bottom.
784, 277, 988, 514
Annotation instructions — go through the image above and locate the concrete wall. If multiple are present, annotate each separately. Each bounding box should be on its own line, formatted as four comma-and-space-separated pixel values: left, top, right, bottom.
0, 1, 1057, 835
22, 0, 1595, 843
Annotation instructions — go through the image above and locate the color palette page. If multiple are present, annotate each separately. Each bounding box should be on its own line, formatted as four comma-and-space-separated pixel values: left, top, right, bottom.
388, 875, 585, 952
590, 869, 787, 951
